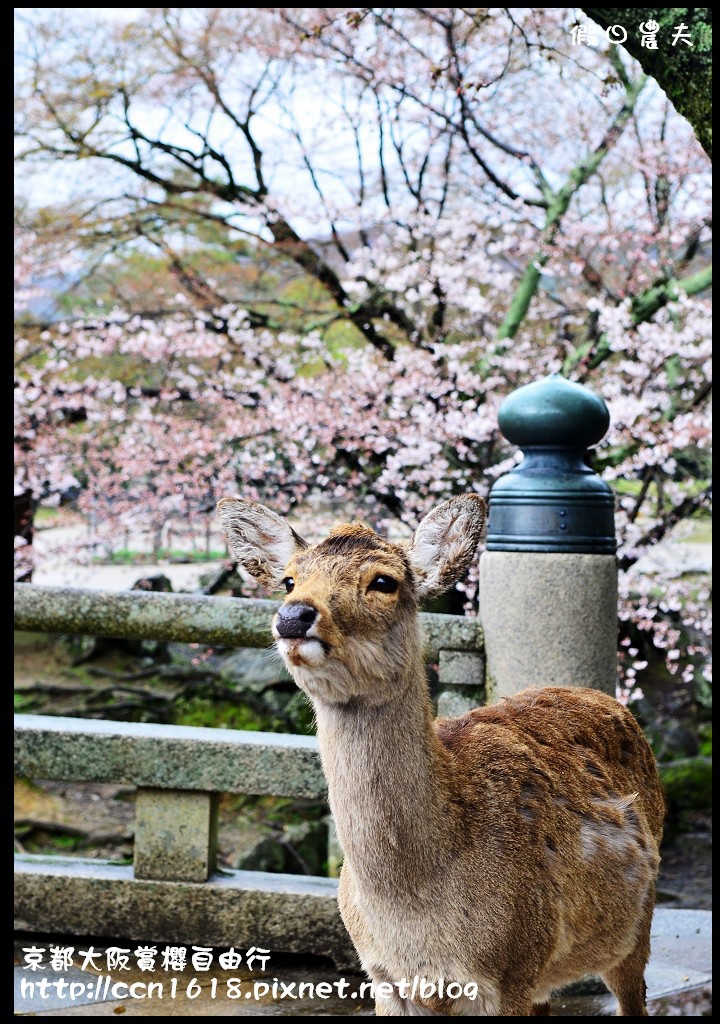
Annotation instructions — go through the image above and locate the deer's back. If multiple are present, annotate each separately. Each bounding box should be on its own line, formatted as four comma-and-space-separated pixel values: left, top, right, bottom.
431, 686, 664, 988
436, 685, 664, 884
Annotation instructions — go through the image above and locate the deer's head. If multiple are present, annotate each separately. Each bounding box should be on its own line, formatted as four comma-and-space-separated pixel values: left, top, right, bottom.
216, 495, 486, 705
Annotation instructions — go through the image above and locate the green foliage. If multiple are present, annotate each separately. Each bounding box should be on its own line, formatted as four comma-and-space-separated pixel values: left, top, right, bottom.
68, 351, 153, 388
13, 630, 57, 651
681, 518, 713, 544
171, 696, 285, 733
34, 507, 61, 526
660, 756, 712, 816
698, 722, 712, 757
95, 548, 228, 565
22, 832, 81, 853
281, 690, 316, 736
14, 692, 34, 712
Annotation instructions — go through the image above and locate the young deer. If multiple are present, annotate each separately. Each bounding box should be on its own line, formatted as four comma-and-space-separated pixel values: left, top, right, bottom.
217, 494, 665, 1016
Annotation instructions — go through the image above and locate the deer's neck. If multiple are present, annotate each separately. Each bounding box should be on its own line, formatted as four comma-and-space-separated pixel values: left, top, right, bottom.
313, 664, 454, 894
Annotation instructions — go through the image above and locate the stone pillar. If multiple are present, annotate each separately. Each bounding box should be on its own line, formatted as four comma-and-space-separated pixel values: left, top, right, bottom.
436, 649, 485, 717
134, 788, 219, 882
479, 373, 618, 701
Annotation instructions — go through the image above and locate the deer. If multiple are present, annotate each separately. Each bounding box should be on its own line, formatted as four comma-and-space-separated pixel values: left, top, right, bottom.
216, 493, 665, 1016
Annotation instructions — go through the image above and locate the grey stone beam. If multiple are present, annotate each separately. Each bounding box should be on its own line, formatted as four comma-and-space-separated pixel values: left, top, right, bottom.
13, 584, 277, 649
14, 714, 327, 799
14, 584, 482, 661
422, 611, 483, 658
15, 854, 358, 970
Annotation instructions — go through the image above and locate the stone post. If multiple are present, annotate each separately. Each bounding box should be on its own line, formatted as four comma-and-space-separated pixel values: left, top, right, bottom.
134, 789, 219, 883
436, 649, 486, 717
479, 373, 618, 701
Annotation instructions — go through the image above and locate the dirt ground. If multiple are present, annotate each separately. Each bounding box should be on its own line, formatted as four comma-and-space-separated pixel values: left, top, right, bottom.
654, 814, 712, 911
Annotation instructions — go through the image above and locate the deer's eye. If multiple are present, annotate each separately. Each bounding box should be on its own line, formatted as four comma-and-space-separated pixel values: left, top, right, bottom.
283, 577, 295, 593
368, 575, 398, 594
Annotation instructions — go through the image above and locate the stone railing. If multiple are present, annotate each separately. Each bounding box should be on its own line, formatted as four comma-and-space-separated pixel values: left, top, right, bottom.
14, 583, 484, 968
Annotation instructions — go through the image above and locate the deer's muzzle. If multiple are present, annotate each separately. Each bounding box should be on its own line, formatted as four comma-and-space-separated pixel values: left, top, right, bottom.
275, 602, 318, 638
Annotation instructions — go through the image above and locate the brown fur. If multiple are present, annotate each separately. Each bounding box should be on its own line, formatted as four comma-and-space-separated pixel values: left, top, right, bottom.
216, 495, 665, 1016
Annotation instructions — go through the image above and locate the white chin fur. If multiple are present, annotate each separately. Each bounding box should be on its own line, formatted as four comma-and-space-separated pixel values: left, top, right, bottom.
275, 636, 327, 669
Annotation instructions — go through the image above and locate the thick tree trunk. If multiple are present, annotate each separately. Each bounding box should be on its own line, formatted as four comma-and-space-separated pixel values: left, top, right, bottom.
14, 489, 35, 583
582, 8, 712, 159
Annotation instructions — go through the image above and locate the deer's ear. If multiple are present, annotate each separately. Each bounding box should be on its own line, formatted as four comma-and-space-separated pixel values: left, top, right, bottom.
216, 497, 308, 588
408, 494, 487, 601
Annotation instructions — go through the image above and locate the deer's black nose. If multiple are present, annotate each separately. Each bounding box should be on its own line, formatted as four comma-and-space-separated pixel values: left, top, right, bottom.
276, 602, 317, 638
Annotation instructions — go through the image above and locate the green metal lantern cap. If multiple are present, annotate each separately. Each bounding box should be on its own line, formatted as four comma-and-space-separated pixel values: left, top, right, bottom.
487, 374, 616, 554
498, 372, 610, 450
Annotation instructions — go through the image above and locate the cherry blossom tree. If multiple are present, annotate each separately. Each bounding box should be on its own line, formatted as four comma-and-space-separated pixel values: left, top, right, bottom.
14, 8, 711, 709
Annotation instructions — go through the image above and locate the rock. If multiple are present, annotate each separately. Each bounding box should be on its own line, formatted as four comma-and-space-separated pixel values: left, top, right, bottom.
131, 573, 174, 592
219, 648, 291, 687
283, 820, 329, 875
234, 820, 328, 876
234, 835, 288, 873
646, 720, 700, 761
